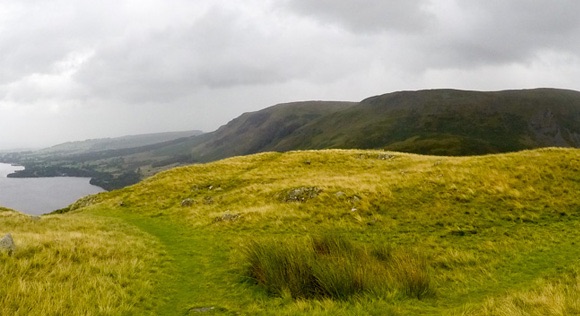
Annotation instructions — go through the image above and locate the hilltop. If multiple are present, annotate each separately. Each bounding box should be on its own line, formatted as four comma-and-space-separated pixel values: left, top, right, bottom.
2, 88, 579, 190
2, 147, 578, 315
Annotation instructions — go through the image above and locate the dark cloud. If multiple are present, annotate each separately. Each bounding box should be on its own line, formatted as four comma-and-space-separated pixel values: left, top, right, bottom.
421, 0, 580, 68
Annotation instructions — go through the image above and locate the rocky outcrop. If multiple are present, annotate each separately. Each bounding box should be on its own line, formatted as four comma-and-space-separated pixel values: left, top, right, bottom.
529, 109, 570, 147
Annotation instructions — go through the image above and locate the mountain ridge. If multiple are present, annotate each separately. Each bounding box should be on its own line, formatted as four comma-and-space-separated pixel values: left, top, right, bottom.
187, 88, 580, 159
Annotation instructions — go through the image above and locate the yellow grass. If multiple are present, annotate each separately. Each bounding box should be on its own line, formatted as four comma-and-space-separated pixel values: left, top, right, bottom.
0, 210, 165, 315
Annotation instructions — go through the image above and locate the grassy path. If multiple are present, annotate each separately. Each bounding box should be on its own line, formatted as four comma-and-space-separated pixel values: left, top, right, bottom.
93, 210, 245, 315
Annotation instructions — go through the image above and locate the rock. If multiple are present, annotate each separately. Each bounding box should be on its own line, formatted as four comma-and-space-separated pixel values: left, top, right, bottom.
378, 153, 395, 160
0, 233, 15, 255
181, 198, 195, 207
335, 191, 346, 198
283, 187, 322, 202
189, 306, 215, 313
349, 195, 361, 204
203, 196, 214, 205
213, 212, 240, 223
221, 213, 239, 221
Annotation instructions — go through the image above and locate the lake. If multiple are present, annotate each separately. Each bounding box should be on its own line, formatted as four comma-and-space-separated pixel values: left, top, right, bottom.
0, 163, 105, 215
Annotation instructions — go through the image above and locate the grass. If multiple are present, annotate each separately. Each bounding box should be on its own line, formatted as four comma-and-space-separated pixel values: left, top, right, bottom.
463, 266, 580, 315
1, 147, 580, 314
0, 210, 165, 315
243, 234, 432, 300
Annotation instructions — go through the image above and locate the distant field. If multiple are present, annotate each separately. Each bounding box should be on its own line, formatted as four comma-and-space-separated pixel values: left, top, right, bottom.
2, 148, 579, 315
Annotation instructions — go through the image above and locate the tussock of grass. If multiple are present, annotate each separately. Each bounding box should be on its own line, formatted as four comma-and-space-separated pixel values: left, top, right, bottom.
243, 234, 432, 300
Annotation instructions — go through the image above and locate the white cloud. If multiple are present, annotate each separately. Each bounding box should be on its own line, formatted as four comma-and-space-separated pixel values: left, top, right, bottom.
284, 0, 434, 33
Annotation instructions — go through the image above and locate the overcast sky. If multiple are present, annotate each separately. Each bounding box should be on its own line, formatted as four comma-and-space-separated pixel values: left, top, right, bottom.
2, 0, 580, 149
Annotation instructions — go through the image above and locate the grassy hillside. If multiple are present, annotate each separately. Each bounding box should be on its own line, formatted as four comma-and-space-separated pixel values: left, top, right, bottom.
185, 101, 356, 161
2, 147, 579, 315
274, 88, 580, 155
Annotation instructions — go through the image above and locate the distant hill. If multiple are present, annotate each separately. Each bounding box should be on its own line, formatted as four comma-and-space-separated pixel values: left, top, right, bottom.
37, 130, 204, 156
2, 88, 580, 189
143, 101, 357, 163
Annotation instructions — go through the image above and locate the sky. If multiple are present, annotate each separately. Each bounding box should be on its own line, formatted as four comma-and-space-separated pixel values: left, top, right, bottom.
1, 0, 580, 149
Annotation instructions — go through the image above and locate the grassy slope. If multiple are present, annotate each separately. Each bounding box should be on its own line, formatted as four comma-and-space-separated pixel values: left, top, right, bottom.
2, 148, 580, 315
0, 208, 166, 315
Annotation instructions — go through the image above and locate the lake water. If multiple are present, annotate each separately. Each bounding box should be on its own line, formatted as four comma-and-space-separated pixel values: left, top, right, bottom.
0, 163, 105, 215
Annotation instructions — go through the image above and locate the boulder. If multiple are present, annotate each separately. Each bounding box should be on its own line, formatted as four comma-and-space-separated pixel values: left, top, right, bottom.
0, 233, 15, 255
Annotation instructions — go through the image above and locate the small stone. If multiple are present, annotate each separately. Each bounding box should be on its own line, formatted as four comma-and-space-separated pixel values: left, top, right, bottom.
282, 187, 322, 202
378, 153, 395, 160
335, 191, 346, 198
349, 195, 361, 204
221, 213, 240, 221
181, 198, 194, 207
189, 306, 215, 313
213, 212, 240, 223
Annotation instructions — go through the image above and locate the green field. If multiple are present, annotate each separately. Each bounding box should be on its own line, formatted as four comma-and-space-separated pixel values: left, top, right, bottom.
2, 148, 580, 315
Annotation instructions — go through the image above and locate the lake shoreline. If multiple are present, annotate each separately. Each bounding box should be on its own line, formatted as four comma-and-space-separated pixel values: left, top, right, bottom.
0, 163, 105, 215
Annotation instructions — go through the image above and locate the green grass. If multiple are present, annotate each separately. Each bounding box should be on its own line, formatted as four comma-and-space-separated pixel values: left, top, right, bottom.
243, 234, 432, 300
1, 147, 580, 314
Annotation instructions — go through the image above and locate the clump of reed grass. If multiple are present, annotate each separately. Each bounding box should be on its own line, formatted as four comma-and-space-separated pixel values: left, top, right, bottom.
243, 234, 432, 300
